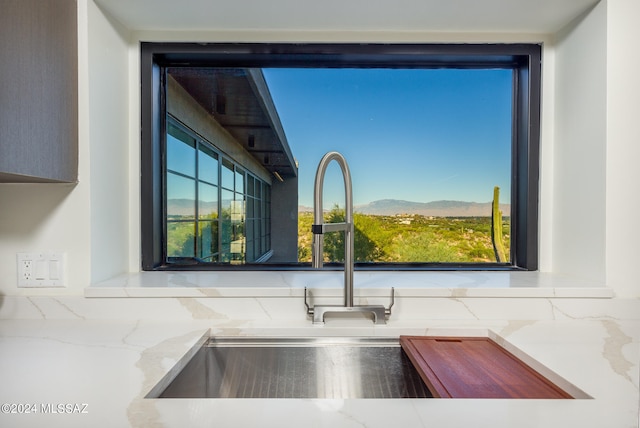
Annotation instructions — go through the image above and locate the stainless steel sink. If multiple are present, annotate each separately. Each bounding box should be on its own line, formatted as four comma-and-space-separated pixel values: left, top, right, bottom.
152, 337, 432, 399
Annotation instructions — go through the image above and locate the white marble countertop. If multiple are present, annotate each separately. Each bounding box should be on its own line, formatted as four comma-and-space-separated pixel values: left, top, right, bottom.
0, 297, 638, 428
87, 270, 614, 298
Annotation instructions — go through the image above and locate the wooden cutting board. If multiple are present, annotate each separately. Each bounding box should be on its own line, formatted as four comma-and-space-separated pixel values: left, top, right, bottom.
400, 336, 572, 399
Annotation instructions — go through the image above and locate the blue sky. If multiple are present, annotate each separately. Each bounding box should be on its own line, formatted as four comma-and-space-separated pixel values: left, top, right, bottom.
262, 67, 513, 209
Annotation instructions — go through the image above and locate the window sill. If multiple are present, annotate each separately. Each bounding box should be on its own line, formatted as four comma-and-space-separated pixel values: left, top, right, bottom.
86, 271, 612, 298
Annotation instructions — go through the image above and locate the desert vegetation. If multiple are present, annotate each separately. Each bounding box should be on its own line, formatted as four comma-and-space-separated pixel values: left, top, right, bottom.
298, 207, 510, 264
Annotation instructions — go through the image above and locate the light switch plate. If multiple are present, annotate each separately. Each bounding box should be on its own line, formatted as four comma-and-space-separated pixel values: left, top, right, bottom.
17, 252, 66, 287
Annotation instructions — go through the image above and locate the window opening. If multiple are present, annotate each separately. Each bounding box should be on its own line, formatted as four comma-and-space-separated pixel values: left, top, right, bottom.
141, 43, 540, 270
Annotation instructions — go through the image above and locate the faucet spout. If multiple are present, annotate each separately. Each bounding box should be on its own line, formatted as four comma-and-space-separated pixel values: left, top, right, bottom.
311, 151, 354, 307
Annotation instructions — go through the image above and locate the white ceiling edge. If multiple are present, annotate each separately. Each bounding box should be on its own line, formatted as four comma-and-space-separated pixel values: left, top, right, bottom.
93, 0, 600, 35
126, 29, 554, 46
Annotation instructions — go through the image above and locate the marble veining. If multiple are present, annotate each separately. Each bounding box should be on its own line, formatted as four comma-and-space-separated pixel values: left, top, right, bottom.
176, 297, 227, 319
451, 297, 481, 319
51, 298, 86, 319
601, 319, 635, 384
26, 297, 46, 319
497, 319, 539, 338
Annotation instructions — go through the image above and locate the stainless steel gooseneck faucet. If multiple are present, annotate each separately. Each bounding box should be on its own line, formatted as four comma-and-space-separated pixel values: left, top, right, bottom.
304, 151, 394, 324
311, 152, 355, 306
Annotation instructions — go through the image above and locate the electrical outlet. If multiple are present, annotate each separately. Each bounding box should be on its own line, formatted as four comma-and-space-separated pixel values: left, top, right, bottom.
22, 259, 33, 281
17, 252, 66, 288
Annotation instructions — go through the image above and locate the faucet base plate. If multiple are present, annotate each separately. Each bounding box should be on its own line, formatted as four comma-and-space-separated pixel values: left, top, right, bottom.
311, 305, 388, 325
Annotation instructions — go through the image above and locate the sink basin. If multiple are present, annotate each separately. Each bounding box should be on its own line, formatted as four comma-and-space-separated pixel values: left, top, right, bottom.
150, 337, 432, 399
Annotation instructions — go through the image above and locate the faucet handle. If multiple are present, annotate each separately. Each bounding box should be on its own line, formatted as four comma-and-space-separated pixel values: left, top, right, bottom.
385, 287, 395, 316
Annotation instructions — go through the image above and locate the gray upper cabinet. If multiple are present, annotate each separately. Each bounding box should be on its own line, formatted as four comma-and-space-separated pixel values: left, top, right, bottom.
0, 0, 78, 183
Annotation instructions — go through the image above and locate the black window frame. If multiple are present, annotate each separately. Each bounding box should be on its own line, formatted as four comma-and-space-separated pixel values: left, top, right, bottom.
141, 42, 541, 271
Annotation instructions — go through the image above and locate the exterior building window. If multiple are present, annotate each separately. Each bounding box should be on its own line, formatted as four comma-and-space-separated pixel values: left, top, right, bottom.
165, 117, 271, 265
245, 174, 271, 262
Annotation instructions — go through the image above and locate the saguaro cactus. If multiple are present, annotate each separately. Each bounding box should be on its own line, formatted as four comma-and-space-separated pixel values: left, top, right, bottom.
491, 186, 507, 263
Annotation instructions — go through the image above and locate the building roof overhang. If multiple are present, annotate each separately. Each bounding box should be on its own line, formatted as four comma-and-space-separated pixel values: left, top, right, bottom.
169, 67, 297, 179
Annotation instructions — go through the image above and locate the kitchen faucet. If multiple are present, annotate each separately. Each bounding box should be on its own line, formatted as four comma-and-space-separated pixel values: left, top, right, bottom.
304, 151, 394, 324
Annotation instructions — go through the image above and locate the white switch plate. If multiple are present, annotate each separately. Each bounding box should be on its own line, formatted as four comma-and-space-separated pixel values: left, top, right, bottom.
17, 252, 66, 287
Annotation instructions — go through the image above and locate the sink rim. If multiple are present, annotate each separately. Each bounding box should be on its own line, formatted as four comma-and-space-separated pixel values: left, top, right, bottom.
205, 335, 401, 348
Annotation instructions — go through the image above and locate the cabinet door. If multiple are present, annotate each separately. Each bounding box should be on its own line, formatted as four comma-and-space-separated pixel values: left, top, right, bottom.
0, 0, 78, 183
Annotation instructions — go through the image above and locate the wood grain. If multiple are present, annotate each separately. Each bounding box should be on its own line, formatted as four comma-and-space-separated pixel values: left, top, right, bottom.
400, 336, 573, 399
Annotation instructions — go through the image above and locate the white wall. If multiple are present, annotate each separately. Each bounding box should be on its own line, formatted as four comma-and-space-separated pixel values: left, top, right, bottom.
605, 0, 640, 297
88, 0, 131, 284
541, 0, 640, 298
550, 2, 607, 282
1, 0, 638, 297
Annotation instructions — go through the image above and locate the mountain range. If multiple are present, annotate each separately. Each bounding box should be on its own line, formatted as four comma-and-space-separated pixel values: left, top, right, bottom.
167, 199, 217, 216
300, 199, 510, 217
170, 198, 510, 218
355, 199, 510, 217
